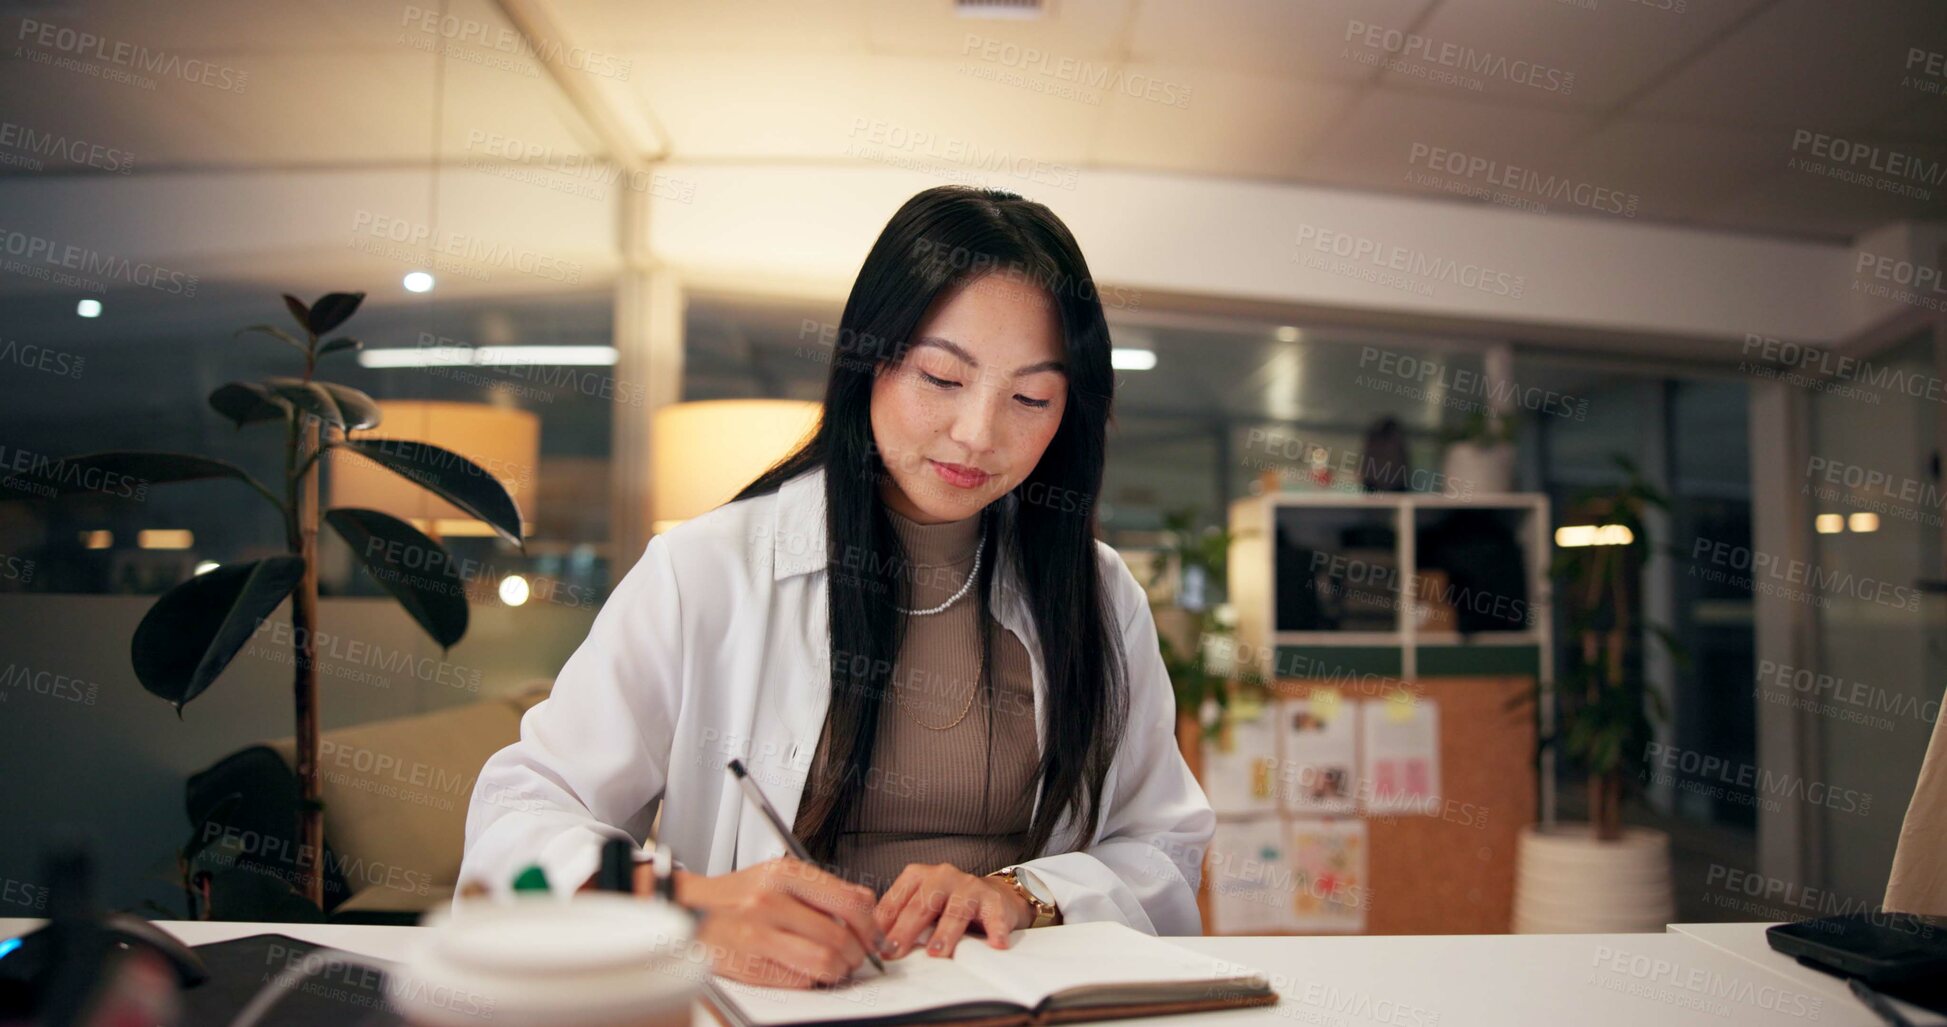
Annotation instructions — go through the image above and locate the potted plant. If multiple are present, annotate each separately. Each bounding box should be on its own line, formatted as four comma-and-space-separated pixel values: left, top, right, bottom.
1513, 454, 1679, 933
11, 292, 522, 917
1440, 410, 1517, 494
1147, 509, 1270, 777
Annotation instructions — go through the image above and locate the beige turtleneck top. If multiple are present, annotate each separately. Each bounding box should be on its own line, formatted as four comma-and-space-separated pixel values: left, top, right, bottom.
792, 504, 1040, 896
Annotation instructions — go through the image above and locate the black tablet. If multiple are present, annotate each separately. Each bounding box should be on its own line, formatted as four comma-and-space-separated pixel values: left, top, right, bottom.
1766, 913, 1947, 985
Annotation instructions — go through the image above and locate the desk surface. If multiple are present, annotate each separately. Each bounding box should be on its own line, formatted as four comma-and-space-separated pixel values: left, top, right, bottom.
4, 918, 1933, 1026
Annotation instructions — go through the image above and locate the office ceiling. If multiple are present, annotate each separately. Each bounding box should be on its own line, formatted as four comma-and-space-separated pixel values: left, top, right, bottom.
0, 0, 1941, 243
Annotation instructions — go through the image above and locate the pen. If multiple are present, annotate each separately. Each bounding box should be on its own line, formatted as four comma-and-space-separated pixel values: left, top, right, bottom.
726, 758, 887, 974
1848, 978, 1916, 1027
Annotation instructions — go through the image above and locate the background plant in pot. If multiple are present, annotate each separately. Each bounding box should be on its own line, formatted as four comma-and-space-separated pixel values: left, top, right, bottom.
1513, 453, 1684, 933
1147, 509, 1267, 774
1439, 409, 1517, 495
15, 292, 522, 918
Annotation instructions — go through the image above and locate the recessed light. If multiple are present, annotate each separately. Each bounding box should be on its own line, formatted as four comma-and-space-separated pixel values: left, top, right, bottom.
499, 574, 531, 606
403, 271, 435, 293
1111, 348, 1157, 371
1275, 326, 1300, 343
76, 299, 102, 318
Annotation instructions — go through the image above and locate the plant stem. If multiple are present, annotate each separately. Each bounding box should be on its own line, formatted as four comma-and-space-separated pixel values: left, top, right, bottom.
285, 342, 325, 910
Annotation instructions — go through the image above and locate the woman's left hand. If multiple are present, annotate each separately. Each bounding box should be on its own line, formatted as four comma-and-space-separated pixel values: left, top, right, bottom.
874, 863, 1031, 959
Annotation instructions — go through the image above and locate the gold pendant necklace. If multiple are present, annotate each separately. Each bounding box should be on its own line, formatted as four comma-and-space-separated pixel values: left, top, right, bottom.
903, 643, 984, 731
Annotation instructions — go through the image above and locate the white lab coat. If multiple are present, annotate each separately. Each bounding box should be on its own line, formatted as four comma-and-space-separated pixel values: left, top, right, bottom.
460, 465, 1215, 935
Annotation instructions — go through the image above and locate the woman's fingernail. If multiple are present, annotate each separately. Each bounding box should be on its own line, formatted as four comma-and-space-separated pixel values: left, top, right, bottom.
928, 940, 943, 954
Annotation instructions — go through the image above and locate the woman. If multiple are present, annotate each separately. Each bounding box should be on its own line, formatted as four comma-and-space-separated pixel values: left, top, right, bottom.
460, 185, 1214, 989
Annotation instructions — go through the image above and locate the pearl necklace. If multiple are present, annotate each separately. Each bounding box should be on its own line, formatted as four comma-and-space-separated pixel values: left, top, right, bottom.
892, 523, 987, 616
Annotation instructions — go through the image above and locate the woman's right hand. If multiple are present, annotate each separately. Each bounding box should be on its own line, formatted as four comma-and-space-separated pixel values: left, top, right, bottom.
651, 858, 885, 989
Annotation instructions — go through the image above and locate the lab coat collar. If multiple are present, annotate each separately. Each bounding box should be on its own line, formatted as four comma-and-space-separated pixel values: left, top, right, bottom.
771, 466, 1026, 605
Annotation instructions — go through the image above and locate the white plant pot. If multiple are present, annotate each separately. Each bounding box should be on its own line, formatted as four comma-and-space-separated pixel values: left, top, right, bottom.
1441, 442, 1516, 495
1513, 824, 1674, 934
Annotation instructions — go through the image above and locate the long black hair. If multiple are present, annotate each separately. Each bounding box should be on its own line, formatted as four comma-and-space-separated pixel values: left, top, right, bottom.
732, 185, 1127, 866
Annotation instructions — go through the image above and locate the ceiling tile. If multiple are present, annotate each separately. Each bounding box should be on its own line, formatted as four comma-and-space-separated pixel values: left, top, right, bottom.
1092, 67, 1358, 179
1297, 88, 1597, 204
1633, 0, 1947, 132
1374, 0, 1774, 111
1124, 0, 1440, 83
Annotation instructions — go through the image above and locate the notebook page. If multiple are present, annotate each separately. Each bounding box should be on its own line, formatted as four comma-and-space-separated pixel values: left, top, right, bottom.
954, 922, 1268, 1009
708, 949, 1017, 1026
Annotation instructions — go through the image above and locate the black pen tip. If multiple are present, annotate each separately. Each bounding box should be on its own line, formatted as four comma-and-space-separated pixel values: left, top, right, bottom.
727, 758, 747, 778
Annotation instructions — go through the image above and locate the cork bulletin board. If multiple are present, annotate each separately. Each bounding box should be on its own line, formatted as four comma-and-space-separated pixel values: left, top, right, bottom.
1194, 675, 1536, 936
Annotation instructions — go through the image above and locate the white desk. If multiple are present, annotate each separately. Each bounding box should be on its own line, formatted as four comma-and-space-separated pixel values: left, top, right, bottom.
2, 918, 1931, 1026
1671, 921, 1943, 1025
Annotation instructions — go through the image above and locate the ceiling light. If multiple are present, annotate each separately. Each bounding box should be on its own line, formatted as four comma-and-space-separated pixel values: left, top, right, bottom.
1554, 524, 1634, 548
1848, 512, 1879, 533
1275, 326, 1300, 343
499, 574, 531, 607
137, 529, 195, 550
1111, 348, 1157, 371
76, 299, 102, 318
359, 345, 618, 368
1814, 513, 1844, 534
403, 271, 435, 293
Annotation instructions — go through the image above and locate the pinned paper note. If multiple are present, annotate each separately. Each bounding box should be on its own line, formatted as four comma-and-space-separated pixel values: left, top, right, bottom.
1361, 696, 1440, 815
1207, 817, 1299, 934
1287, 819, 1367, 932
1277, 694, 1357, 815
1202, 709, 1279, 815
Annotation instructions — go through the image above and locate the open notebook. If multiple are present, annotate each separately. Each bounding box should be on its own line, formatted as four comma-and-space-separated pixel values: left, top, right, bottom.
702, 921, 1276, 1027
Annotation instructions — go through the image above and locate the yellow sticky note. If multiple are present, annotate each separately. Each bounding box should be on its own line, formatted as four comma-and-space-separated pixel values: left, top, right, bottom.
1310, 689, 1342, 722
1385, 690, 1418, 723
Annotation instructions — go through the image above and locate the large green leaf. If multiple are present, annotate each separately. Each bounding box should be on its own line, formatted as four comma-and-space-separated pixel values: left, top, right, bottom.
337, 439, 524, 548
306, 292, 365, 336
208, 382, 292, 427
264, 377, 344, 430
317, 336, 363, 359
316, 382, 380, 430
281, 293, 311, 333
326, 508, 468, 648
131, 556, 306, 714
1, 451, 278, 510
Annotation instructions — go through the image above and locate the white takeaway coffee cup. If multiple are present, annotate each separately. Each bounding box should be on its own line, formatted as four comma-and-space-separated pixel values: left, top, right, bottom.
388, 893, 701, 1027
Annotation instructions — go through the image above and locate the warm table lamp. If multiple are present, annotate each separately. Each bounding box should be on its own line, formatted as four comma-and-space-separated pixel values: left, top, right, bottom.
328, 400, 541, 539
650, 399, 821, 534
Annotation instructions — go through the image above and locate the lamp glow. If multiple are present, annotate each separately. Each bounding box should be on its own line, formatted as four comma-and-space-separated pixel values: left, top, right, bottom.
1554, 524, 1635, 548
1848, 512, 1879, 533
1815, 514, 1844, 534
